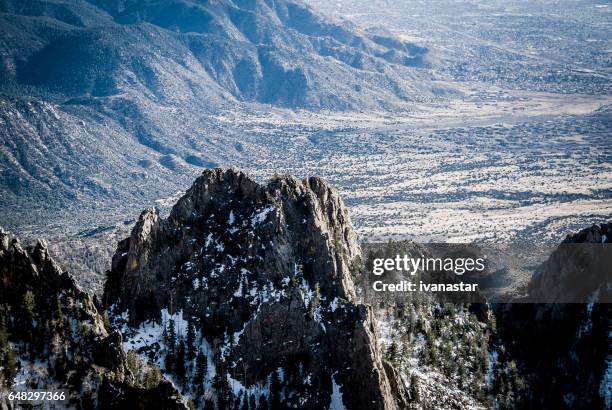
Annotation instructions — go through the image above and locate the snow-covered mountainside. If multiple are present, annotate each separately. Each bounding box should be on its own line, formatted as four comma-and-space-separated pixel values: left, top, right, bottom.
0, 227, 187, 409
363, 225, 611, 409
102, 169, 611, 409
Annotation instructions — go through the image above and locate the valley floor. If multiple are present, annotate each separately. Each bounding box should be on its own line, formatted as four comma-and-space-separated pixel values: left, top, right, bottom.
229, 90, 612, 243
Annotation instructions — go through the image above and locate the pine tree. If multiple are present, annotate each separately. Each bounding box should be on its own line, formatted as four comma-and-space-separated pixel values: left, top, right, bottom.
195, 350, 207, 388
53, 297, 70, 338
270, 370, 282, 410
175, 341, 186, 383
71, 358, 88, 391
213, 367, 230, 410
0, 306, 8, 353
144, 365, 163, 389
54, 351, 67, 381
186, 318, 196, 361
386, 341, 399, 365
22, 291, 36, 321
167, 319, 177, 351
240, 392, 249, 410
21, 290, 36, 342
164, 353, 173, 375
36, 316, 53, 352
410, 374, 420, 403
473, 368, 484, 400
127, 351, 142, 384
203, 399, 215, 410
257, 395, 269, 410
307, 283, 321, 320
3, 348, 17, 386
216, 387, 228, 410
249, 393, 257, 410
425, 329, 437, 366
165, 319, 177, 373
457, 363, 467, 389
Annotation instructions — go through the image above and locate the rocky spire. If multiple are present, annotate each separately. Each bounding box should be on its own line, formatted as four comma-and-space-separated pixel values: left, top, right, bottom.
105, 168, 405, 409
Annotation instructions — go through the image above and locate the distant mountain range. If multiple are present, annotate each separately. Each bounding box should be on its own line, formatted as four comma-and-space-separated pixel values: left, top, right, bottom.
0, 0, 445, 230
1, 0, 435, 108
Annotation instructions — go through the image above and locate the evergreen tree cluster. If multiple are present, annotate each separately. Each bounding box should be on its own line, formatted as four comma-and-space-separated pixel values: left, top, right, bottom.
382, 302, 494, 407
0, 291, 87, 389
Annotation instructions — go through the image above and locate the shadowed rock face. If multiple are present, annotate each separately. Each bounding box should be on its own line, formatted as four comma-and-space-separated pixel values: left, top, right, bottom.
0, 229, 120, 370
494, 222, 611, 410
105, 168, 406, 409
0, 228, 186, 409
527, 222, 611, 303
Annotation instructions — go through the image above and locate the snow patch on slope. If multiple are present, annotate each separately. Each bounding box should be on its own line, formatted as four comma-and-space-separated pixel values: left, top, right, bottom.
329, 373, 347, 410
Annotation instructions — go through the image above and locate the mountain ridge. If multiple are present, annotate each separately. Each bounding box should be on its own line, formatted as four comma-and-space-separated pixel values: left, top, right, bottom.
0, 0, 445, 231
0, 169, 609, 409
1, 0, 436, 108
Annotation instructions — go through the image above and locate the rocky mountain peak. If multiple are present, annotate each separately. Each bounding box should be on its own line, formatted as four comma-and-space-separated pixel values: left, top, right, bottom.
106, 168, 361, 319
527, 221, 611, 303
104, 168, 404, 409
1, 227, 74, 298
562, 222, 611, 244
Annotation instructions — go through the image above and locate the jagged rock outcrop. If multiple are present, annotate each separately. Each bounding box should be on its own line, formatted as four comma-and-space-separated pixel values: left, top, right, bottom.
563, 222, 611, 244
528, 222, 611, 303
105, 168, 406, 409
0, 227, 186, 409
2, 172, 609, 409
493, 222, 611, 409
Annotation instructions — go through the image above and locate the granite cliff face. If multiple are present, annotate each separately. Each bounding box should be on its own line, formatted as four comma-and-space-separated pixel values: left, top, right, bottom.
104, 168, 406, 409
0, 228, 186, 409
